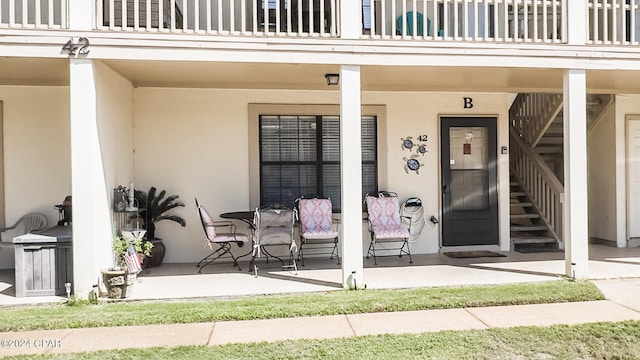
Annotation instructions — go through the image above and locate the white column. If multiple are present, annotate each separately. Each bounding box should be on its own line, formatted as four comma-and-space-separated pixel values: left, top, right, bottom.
340, 65, 364, 288
563, 69, 589, 279
70, 59, 113, 298
339, 0, 361, 38
566, 1, 586, 45
68, 0, 94, 30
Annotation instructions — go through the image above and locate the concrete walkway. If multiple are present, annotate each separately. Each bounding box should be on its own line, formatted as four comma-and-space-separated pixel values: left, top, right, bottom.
1, 279, 640, 357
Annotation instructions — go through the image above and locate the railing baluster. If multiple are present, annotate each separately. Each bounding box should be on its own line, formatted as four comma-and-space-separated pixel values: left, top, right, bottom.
604, 0, 610, 43
297, 0, 302, 33
49, 0, 56, 26
423, 0, 429, 38
228, 0, 234, 33
612, 0, 616, 43
286, 0, 291, 34
252, 0, 257, 34
35, 0, 41, 27
431, 0, 437, 38
158, 0, 164, 30
319, 0, 325, 35
308, 0, 313, 35
523, 0, 528, 40
241, 0, 247, 34
181, 0, 187, 31
146, 0, 151, 30
22, 0, 27, 26
194, 0, 200, 32
542, 0, 548, 42
134, 0, 140, 30
218, 0, 223, 33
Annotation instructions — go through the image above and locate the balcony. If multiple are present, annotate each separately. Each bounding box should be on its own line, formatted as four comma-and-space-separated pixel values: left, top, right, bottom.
1, 0, 640, 46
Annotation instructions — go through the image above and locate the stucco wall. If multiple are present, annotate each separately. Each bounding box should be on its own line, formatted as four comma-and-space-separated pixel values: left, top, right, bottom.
95, 61, 135, 268
0, 86, 70, 269
134, 88, 510, 263
588, 104, 616, 241
615, 95, 640, 247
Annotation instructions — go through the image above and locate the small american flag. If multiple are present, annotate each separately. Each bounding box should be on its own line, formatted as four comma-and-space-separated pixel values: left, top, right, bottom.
124, 245, 142, 274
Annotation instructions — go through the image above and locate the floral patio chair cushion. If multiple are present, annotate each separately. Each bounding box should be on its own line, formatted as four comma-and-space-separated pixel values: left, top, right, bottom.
298, 198, 339, 239
366, 194, 410, 240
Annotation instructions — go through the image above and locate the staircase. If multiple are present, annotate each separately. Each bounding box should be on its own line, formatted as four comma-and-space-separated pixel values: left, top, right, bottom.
510, 175, 558, 252
509, 93, 613, 252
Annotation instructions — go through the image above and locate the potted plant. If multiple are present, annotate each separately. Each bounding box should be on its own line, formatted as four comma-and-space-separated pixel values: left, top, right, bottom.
102, 233, 153, 299
133, 186, 187, 267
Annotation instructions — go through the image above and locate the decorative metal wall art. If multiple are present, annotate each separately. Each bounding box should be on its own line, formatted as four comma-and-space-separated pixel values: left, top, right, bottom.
401, 135, 427, 174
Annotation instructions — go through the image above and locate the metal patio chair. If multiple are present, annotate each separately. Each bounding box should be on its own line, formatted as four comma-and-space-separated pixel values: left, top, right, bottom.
195, 198, 249, 273
296, 197, 339, 266
365, 192, 412, 265
250, 205, 297, 276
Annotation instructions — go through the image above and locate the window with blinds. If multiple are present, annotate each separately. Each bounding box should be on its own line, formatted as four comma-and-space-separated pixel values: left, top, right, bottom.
259, 115, 377, 211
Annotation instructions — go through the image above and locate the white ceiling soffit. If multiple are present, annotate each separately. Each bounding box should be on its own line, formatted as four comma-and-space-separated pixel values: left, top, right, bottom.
1, 57, 640, 94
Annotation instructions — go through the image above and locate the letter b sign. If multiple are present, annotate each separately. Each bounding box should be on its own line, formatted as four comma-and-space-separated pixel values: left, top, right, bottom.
463, 97, 473, 109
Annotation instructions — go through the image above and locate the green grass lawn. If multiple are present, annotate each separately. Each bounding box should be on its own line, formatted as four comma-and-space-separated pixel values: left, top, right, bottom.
5, 321, 640, 360
0, 280, 603, 332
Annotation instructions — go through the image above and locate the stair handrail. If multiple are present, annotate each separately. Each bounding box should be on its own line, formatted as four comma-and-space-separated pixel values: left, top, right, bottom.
510, 126, 564, 245
510, 93, 563, 146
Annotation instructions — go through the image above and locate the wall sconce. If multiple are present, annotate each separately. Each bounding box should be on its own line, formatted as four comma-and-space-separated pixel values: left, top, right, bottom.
325, 73, 340, 86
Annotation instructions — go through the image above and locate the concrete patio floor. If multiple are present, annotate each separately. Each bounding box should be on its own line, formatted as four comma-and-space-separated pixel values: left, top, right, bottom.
1, 243, 639, 306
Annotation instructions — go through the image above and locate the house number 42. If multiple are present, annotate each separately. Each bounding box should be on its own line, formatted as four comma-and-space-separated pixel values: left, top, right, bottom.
62, 37, 90, 56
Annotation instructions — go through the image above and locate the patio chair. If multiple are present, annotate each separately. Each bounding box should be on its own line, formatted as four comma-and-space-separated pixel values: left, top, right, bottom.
296, 197, 339, 266
250, 205, 297, 276
0, 212, 48, 242
195, 199, 249, 273
396, 11, 429, 36
365, 192, 412, 265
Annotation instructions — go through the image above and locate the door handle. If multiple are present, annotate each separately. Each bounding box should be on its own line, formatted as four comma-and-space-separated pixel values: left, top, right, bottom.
442, 184, 448, 195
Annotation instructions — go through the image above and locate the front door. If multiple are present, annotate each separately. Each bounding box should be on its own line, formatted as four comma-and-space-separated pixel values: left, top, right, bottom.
441, 117, 498, 246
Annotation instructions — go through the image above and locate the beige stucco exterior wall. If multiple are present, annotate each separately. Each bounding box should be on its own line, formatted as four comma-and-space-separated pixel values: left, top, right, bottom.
0, 86, 70, 269
134, 88, 511, 263
588, 104, 616, 242
95, 61, 135, 269
615, 95, 640, 247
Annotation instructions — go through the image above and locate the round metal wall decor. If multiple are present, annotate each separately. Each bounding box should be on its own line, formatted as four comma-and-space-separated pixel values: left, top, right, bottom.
401, 135, 427, 174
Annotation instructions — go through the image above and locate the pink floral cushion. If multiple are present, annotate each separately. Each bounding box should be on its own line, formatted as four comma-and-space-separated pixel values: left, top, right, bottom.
299, 198, 336, 239
366, 195, 409, 240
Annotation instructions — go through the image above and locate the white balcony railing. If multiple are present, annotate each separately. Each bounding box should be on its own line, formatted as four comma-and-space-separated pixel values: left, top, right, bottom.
95, 0, 338, 36
588, 0, 640, 45
363, 0, 565, 43
0, 0, 67, 29
4, 0, 640, 47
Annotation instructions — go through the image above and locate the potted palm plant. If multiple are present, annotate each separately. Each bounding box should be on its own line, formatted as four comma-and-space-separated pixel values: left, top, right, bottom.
133, 186, 186, 267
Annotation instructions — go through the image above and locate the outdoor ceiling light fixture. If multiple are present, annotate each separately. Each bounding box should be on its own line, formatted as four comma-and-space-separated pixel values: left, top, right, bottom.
325, 73, 340, 86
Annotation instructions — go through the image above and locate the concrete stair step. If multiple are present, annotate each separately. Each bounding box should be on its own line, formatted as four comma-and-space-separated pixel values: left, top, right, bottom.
511, 236, 556, 245
510, 225, 548, 232
538, 137, 563, 145
535, 146, 563, 154
510, 202, 533, 207
510, 213, 540, 219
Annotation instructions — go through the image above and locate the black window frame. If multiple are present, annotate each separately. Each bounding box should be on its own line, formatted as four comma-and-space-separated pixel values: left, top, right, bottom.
258, 114, 378, 212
